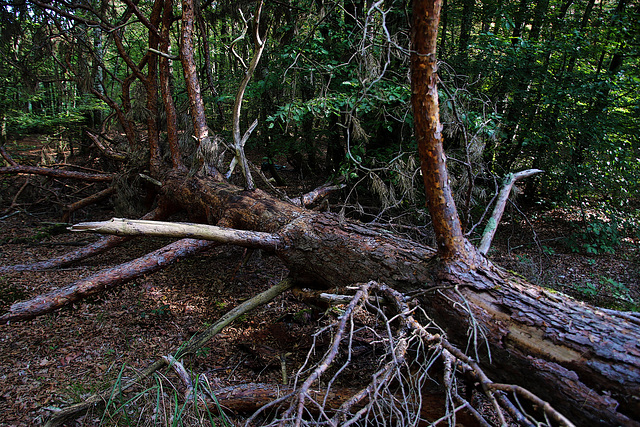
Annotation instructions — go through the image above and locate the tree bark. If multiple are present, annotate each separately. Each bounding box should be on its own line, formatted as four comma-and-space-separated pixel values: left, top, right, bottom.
411, 0, 468, 263
3, 171, 639, 425
180, 0, 220, 178
115, 175, 640, 425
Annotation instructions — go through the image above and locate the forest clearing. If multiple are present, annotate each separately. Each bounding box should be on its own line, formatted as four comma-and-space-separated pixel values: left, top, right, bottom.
1, 0, 639, 425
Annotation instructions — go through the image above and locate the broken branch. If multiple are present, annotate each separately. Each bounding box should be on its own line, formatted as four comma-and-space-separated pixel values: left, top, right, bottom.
69, 218, 285, 250
478, 169, 544, 255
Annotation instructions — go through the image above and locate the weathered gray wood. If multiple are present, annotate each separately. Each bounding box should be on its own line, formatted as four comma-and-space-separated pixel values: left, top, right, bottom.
69, 218, 284, 250
479, 169, 544, 254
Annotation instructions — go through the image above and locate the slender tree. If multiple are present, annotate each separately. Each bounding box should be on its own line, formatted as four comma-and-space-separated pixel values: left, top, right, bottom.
411, 0, 470, 264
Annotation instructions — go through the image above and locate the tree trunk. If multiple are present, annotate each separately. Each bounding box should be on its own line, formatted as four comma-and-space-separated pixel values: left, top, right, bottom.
3, 171, 639, 425
411, 0, 468, 263
156, 175, 640, 426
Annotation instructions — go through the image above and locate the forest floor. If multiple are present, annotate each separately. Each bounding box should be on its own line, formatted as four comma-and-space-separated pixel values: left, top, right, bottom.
0, 136, 638, 426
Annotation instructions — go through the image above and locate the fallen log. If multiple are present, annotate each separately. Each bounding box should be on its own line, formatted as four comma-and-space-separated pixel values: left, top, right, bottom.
0, 238, 218, 323
0, 164, 114, 181
206, 382, 481, 425
124, 175, 640, 425
4, 173, 640, 425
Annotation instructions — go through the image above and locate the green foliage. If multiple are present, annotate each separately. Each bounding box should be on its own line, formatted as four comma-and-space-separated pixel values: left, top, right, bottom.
565, 216, 622, 255
151, 304, 171, 317
564, 210, 639, 255
98, 364, 232, 426
570, 276, 637, 311
448, 0, 640, 211
572, 281, 598, 299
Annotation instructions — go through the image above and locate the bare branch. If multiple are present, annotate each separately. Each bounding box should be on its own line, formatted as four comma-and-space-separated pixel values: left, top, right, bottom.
0, 165, 114, 182
478, 169, 544, 255
70, 218, 285, 250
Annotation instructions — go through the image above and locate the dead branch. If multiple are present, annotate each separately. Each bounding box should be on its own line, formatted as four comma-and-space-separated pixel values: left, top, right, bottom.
290, 182, 346, 208
377, 282, 575, 427
206, 383, 362, 414
84, 130, 128, 162
61, 186, 116, 222
478, 169, 544, 255
3, 174, 30, 214
287, 284, 369, 426
0, 235, 128, 273
5, 171, 638, 425
0, 145, 18, 166
0, 164, 115, 181
69, 218, 285, 250
0, 207, 168, 273
0, 238, 218, 324
177, 278, 294, 358
227, 1, 267, 189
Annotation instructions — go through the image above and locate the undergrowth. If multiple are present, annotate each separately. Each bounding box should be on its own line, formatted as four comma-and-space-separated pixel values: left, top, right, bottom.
81, 364, 232, 427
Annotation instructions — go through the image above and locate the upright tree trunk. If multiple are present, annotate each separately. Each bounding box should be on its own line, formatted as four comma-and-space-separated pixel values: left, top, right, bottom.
410, 0, 468, 263
159, 0, 183, 170
180, 0, 221, 177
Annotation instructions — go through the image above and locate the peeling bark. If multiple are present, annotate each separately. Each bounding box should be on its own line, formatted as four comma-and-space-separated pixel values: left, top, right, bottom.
411, 0, 467, 262
61, 186, 116, 223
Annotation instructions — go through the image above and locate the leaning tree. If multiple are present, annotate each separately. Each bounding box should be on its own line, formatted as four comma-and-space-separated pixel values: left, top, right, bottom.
0, 0, 639, 426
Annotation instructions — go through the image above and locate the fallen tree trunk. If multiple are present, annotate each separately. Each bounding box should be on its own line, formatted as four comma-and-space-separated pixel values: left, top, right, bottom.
204, 382, 480, 424
97, 175, 640, 424
3, 173, 639, 425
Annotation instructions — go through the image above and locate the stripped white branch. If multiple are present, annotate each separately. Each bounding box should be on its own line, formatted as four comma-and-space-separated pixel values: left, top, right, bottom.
478, 169, 544, 255
69, 218, 284, 250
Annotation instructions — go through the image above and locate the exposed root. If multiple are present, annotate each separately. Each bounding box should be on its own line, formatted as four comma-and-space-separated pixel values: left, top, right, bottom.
241, 281, 576, 426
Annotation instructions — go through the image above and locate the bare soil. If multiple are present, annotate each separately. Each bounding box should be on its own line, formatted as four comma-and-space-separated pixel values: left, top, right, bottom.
0, 136, 638, 426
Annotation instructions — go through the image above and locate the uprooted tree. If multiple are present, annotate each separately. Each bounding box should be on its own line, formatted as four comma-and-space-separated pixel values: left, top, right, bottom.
0, 0, 639, 425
